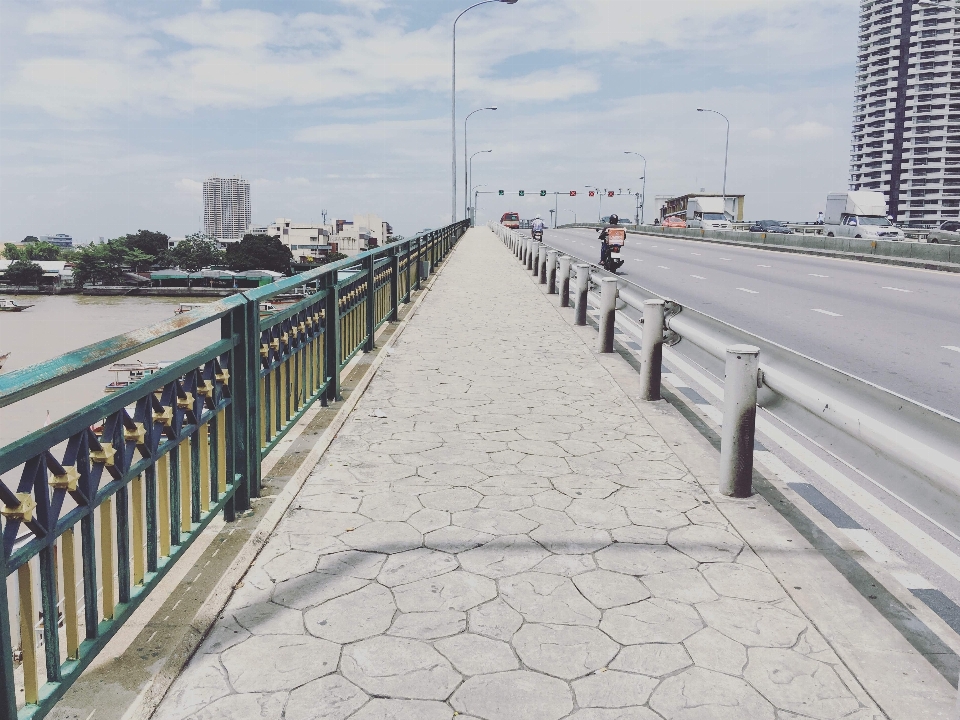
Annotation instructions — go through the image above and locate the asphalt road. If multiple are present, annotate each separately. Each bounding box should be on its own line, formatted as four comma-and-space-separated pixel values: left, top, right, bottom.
540, 227, 960, 417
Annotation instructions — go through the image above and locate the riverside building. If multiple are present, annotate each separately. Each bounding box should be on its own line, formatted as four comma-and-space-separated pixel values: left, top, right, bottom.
849, 0, 960, 225
203, 176, 252, 241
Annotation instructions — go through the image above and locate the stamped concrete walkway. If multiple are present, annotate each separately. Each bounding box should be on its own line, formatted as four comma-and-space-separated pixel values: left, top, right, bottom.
155, 228, 895, 720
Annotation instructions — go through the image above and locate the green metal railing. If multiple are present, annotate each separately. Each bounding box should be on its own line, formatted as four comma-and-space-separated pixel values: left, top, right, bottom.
0, 221, 468, 719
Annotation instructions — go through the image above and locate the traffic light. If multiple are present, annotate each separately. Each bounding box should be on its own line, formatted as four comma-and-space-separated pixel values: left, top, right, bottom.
588, 191, 595, 197
570, 191, 577, 197
540, 190, 547, 197
498, 190, 504, 196
608, 191, 615, 198
519, 190, 525, 196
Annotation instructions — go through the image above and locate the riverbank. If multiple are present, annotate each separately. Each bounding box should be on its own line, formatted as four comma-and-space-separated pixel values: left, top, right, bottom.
81, 286, 237, 297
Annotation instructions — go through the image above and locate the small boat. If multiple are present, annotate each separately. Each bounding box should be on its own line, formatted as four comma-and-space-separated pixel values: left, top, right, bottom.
104, 361, 161, 393
259, 302, 278, 317
0, 299, 33, 312
174, 303, 204, 315
0, 352, 9, 371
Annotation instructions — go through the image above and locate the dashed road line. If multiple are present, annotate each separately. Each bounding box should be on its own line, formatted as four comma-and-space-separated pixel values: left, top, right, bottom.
691, 275, 706, 280
809, 274, 830, 278
658, 265, 670, 270
758, 264, 771, 268
812, 309, 842, 316
944, 346, 960, 354
883, 287, 912, 293
737, 288, 759, 294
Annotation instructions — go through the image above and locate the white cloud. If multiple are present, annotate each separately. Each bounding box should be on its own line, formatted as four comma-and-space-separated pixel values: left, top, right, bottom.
784, 121, 834, 140
175, 179, 203, 193
750, 127, 776, 141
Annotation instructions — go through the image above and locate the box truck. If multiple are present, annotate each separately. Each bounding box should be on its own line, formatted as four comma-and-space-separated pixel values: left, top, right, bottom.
686, 197, 732, 231
823, 192, 903, 240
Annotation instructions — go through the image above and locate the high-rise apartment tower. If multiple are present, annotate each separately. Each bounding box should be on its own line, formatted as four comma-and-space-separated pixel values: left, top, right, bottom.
203, 176, 251, 241
849, 0, 959, 225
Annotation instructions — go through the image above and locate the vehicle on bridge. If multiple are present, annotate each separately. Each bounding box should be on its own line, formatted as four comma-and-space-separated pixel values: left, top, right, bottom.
823, 191, 903, 241
661, 214, 687, 228
926, 220, 960, 244
500, 211, 520, 229
686, 197, 732, 231
749, 219, 794, 234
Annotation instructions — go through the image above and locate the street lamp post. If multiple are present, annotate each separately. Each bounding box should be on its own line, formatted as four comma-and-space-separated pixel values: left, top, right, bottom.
473, 184, 488, 225
453, 1, 518, 223
697, 108, 730, 219
470, 150, 492, 224
624, 152, 647, 225
465, 107, 497, 219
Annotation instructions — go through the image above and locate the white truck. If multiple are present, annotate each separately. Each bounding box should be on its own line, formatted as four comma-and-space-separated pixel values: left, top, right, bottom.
685, 197, 731, 231
823, 191, 903, 241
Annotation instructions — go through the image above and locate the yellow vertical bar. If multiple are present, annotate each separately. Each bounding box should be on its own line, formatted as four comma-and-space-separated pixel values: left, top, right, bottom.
259, 376, 266, 446
199, 424, 211, 513
179, 441, 190, 533
217, 415, 227, 493
62, 529, 80, 659
279, 360, 288, 424
18, 563, 39, 704
132, 475, 145, 586
100, 497, 115, 620
157, 454, 170, 558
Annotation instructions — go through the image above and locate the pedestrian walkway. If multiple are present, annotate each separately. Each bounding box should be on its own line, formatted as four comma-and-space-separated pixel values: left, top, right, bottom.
153, 227, 949, 720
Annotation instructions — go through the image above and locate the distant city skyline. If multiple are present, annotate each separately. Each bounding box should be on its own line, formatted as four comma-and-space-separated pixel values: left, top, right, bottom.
203, 176, 251, 241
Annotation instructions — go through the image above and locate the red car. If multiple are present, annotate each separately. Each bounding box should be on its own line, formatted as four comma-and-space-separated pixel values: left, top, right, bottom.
661, 214, 687, 229
501, 212, 520, 230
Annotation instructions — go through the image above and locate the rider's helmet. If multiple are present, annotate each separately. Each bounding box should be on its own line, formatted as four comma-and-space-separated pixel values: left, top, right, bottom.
609, 214, 619, 224
535, 214, 541, 219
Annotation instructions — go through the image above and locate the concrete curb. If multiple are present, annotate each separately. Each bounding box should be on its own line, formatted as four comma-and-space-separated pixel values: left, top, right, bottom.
561, 224, 960, 274
125, 242, 463, 720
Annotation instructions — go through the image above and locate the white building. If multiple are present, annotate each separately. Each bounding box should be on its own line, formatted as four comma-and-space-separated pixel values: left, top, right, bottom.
38, 233, 73, 248
261, 218, 334, 260
203, 176, 251, 241
334, 214, 392, 256
849, 0, 960, 226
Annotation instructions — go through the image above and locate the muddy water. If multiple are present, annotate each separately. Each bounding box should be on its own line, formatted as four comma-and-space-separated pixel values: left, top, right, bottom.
0, 294, 219, 452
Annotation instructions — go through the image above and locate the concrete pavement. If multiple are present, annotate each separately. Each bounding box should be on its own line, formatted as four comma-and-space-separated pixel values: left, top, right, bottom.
543, 227, 960, 417
153, 227, 954, 720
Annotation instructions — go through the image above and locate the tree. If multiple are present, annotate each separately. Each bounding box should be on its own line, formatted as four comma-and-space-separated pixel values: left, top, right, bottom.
4, 260, 44, 287
125, 229, 169, 259
71, 239, 128, 287
124, 248, 155, 273
3, 243, 22, 261
22, 236, 38, 243
23, 241, 61, 261
225, 234, 293, 274
168, 233, 224, 273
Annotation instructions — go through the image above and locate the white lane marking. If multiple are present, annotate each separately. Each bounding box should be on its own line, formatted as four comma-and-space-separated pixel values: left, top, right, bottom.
737, 288, 759, 294
891, 570, 935, 590
758, 264, 771, 268
691, 252, 701, 255
720, 258, 731, 260
658, 265, 670, 270
812, 309, 842, 317
691, 275, 706, 280
633, 259, 643, 262
844, 528, 896, 564
944, 346, 960, 354
809, 274, 829, 278
882, 286, 912, 293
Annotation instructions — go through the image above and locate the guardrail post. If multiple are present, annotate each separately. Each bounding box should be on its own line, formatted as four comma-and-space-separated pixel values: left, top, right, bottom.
0, 542, 15, 720
719, 345, 760, 498
364, 254, 376, 351
598, 278, 618, 353
526, 240, 535, 271
414, 239, 423, 291
325, 277, 342, 402
558, 256, 572, 307
574, 264, 590, 326
639, 300, 665, 401
547, 250, 558, 294
390, 249, 400, 321
538, 245, 548, 284
224, 299, 259, 510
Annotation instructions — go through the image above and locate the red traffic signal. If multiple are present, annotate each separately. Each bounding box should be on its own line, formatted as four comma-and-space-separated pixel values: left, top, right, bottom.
588, 191, 595, 197
608, 191, 615, 198
570, 191, 577, 197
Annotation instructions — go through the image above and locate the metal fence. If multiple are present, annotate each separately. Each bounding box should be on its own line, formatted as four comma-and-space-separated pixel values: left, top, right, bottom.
0, 220, 468, 720
492, 223, 960, 510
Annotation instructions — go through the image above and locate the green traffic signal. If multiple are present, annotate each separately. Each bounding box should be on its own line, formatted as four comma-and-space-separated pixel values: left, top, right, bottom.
498, 190, 504, 196
540, 190, 546, 197
519, 190, 525, 197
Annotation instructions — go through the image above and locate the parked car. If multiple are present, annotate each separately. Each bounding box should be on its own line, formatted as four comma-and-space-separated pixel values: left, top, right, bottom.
926, 220, 960, 244
661, 214, 687, 229
500, 212, 520, 230
749, 220, 794, 234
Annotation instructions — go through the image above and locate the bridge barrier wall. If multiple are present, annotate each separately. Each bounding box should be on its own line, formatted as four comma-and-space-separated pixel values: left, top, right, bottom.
562, 223, 960, 265
0, 220, 470, 720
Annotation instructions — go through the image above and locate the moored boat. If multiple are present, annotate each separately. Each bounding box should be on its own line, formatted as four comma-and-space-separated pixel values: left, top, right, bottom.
104, 361, 162, 393
0, 299, 34, 312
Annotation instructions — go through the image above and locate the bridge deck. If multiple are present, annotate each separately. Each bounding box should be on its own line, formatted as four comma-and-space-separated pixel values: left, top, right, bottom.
153, 227, 951, 720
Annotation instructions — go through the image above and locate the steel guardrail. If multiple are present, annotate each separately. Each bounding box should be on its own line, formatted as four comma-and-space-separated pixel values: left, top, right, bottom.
0, 220, 469, 720
491, 223, 960, 505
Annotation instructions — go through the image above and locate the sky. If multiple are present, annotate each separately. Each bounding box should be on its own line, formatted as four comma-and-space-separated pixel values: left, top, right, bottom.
0, 0, 859, 240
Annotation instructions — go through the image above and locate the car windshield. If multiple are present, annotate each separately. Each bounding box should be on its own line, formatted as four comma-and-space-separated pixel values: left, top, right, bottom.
504, 214, 519, 221
703, 213, 726, 221
857, 216, 891, 226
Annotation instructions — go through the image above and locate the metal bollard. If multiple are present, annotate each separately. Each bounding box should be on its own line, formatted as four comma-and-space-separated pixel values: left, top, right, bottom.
574, 264, 590, 325
532, 243, 542, 276
639, 300, 665, 401
719, 345, 760, 498
558, 256, 572, 307
547, 250, 558, 294
526, 240, 535, 271
598, 278, 618, 353
539, 245, 548, 284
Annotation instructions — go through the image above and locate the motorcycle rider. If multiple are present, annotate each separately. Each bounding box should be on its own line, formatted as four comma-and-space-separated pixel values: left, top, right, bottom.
531, 214, 545, 238
599, 214, 620, 264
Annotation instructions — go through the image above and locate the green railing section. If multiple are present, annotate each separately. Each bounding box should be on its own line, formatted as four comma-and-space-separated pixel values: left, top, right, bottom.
0, 221, 469, 720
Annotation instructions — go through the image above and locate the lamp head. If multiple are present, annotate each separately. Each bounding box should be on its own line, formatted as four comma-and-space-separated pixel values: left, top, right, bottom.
488, 106, 498, 110
499, 0, 519, 4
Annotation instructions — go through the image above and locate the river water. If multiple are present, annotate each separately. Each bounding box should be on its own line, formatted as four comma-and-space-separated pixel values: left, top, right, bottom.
0, 294, 219, 452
